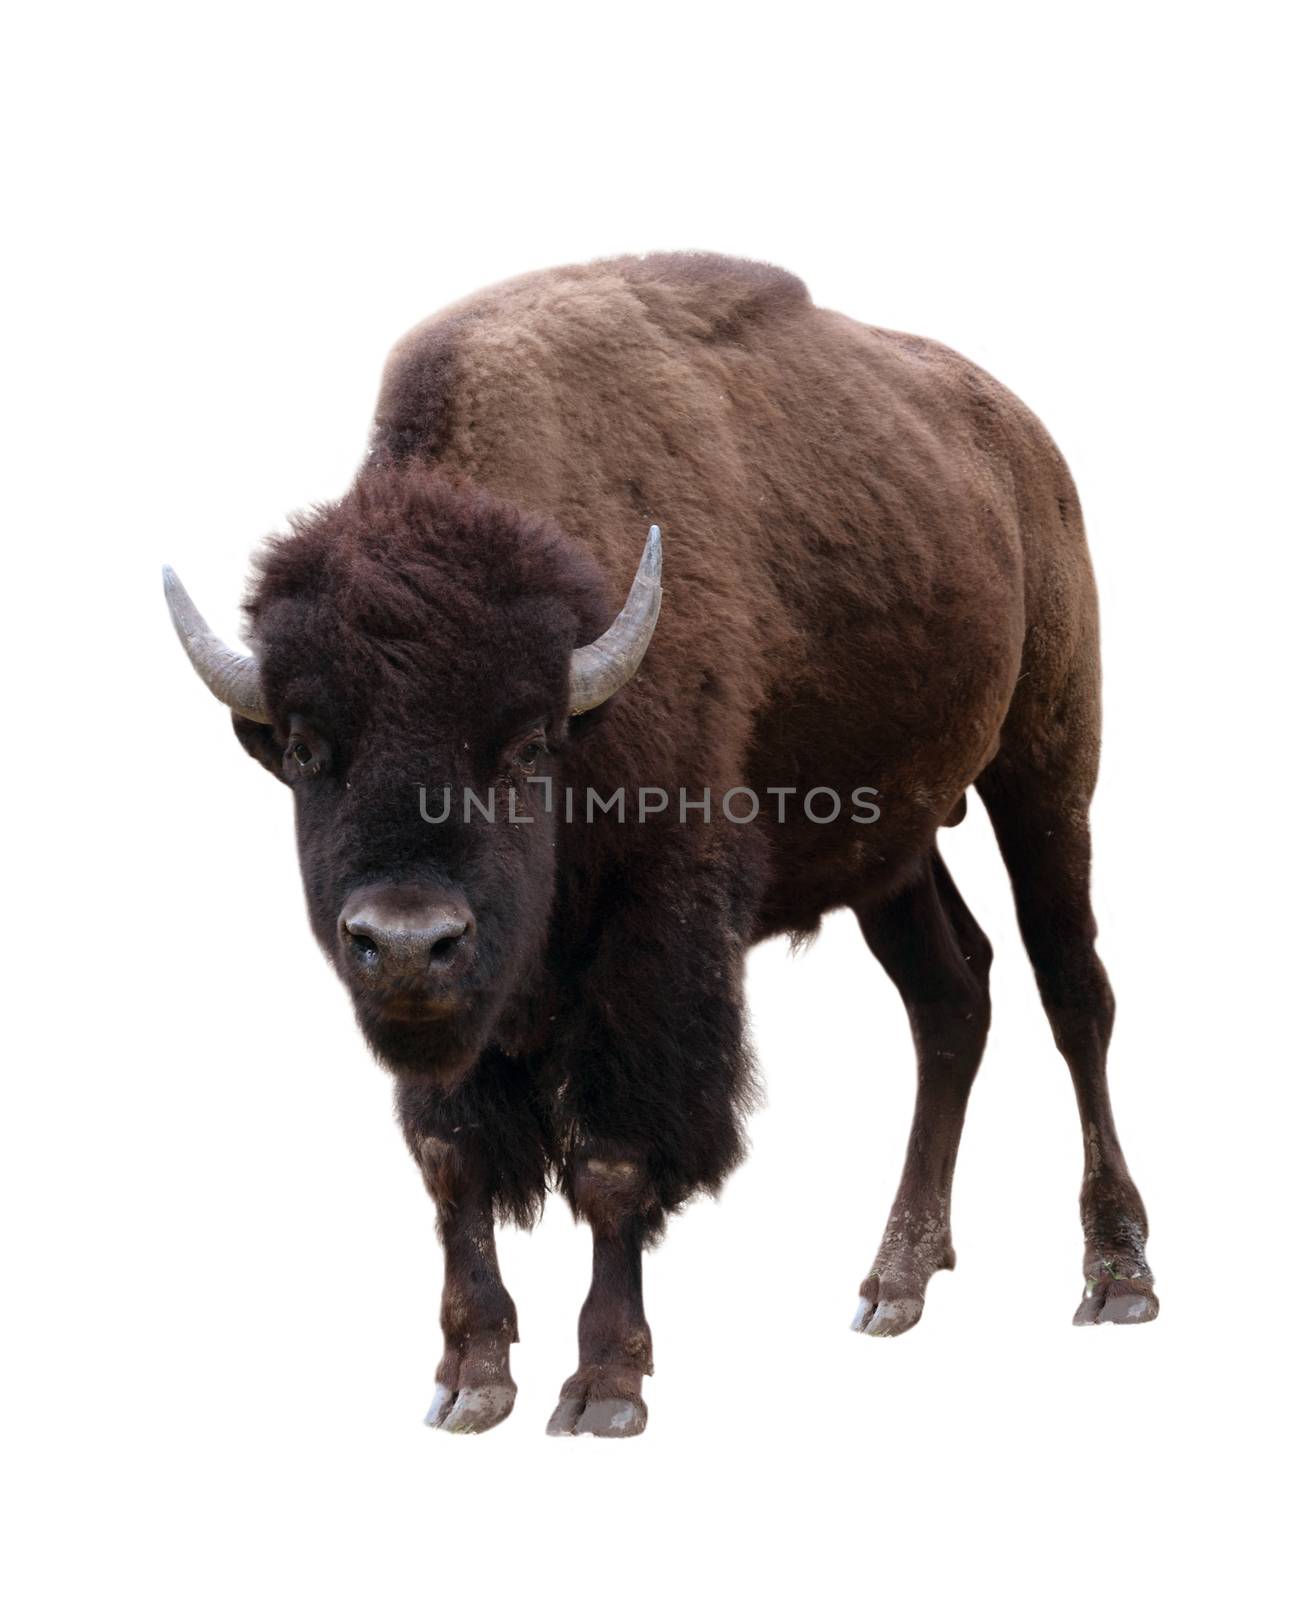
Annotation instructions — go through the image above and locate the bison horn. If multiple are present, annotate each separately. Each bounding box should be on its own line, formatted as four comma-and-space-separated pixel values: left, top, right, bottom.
568, 525, 663, 714
162, 566, 272, 724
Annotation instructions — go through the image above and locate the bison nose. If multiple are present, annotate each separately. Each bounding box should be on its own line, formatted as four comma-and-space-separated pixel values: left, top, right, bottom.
338, 887, 476, 981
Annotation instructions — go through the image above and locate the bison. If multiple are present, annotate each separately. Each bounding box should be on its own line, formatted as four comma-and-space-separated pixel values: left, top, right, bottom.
163, 251, 1156, 1437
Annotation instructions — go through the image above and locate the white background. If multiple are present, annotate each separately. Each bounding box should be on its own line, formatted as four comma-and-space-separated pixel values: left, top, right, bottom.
4, 4, 1286, 1595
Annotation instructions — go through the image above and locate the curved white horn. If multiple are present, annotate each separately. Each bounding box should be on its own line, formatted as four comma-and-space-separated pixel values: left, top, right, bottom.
568, 526, 663, 714
162, 566, 271, 724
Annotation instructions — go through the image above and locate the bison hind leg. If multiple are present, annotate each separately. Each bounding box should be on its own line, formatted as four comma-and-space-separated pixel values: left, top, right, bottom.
976, 665, 1157, 1326
851, 849, 992, 1337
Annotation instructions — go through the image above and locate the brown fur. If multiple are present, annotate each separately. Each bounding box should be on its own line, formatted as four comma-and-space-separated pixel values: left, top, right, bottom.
224, 252, 1155, 1436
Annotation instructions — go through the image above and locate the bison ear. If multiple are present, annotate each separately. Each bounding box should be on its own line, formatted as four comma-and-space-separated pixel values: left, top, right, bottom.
232, 713, 287, 781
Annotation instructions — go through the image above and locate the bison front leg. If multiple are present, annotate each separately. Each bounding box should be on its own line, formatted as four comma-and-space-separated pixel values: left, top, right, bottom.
545, 834, 756, 1436
414, 1131, 519, 1434
546, 1154, 654, 1438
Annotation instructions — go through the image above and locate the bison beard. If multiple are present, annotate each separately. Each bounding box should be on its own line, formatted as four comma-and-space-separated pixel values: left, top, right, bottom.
165, 252, 1157, 1437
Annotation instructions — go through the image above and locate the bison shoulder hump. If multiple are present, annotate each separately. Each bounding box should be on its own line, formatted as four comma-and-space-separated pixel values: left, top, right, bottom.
371, 252, 810, 459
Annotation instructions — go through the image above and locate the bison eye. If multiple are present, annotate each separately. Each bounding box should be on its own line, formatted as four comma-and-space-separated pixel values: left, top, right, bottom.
284, 718, 328, 781
516, 736, 546, 772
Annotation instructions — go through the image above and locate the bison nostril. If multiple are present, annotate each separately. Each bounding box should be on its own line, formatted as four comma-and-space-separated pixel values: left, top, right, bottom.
339, 891, 475, 979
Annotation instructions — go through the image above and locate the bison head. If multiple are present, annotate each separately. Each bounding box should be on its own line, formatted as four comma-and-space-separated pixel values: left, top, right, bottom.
163, 465, 660, 1085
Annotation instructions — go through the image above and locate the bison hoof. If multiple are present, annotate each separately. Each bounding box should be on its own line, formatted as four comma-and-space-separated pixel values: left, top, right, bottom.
424, 1380, 517, 1434
1073, 1275, 1159, 1327
850, 1292, 925, 1338
546, 1393, 648, 1438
